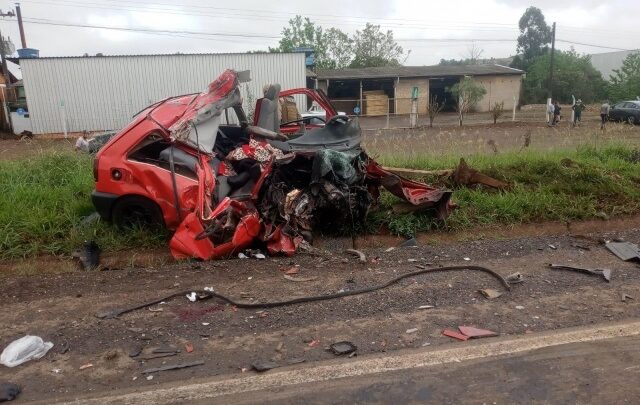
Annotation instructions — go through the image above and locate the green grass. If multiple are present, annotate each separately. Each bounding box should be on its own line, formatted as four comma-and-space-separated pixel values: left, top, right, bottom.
1, 143, 639, 259
372, 144, 640, 236
0, 152, 167, 259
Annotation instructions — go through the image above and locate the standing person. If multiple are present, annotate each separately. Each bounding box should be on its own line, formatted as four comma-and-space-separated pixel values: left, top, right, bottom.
75, 130, 90, 152
553, 101, 561, 125
600, 101, 610, 129
547, 101, 555, 126
573, 99, 585, 126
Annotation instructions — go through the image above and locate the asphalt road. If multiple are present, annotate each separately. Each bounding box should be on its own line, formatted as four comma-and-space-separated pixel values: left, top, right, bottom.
56, 320, 640, 404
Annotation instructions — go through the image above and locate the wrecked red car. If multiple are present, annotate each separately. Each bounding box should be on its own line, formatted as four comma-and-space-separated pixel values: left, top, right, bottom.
92, 69, 453, 260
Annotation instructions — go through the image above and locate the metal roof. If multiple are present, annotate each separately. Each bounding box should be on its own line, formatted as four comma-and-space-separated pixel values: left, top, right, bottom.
7, 51, 302, 63
316, 64, 524, 80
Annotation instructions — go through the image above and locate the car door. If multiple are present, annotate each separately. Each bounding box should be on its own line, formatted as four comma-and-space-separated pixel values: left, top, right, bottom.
610, 103, 625, 121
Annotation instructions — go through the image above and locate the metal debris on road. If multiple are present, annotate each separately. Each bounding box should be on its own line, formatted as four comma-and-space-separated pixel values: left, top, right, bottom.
479, 288, 503, 299
329, 341, 357, 356
345, 249, 366, 263
251, 360, 279, 372
442, 329, 469, 341
622, 293, 634, 303
506, 272, 524, 284
549, 264, 612, 282
571, 243, 591, 251
457, 326, 498, 338
141, 361, 205, 374
605, 242, 640, 261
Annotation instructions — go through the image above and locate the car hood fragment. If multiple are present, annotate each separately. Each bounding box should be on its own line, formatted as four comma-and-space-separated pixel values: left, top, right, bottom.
162, 70, 453, 260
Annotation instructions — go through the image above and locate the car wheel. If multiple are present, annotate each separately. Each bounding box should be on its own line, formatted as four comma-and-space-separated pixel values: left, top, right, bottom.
628, 115, 637, 125
111, 195, 164, 229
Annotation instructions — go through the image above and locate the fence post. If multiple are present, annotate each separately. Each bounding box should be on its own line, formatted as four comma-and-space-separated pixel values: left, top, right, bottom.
512, 95, 517, 122
386, 102, 390, 129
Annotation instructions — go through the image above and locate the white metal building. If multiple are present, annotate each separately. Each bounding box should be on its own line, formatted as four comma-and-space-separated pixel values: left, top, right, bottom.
18, 52, 307, 134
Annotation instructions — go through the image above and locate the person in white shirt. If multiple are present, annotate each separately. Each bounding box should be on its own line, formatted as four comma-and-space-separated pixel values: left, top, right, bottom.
75, 131, 90, 152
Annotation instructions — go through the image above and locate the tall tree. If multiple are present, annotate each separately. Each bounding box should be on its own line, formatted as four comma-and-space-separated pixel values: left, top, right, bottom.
608, 52, 640, 102
510, 7, 552, 70
522, 49, 607, 104
349, 23, 404, 68
270, 16, 352, 69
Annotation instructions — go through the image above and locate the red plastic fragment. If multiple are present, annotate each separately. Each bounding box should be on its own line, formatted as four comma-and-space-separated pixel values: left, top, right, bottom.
458, 326, 498, 339
442, 329, 469, 341
185, 343, 194, 353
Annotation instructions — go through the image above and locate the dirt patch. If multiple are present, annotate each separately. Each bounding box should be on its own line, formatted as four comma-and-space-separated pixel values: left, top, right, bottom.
0, 138, 75, 161
1, 219, 640, 402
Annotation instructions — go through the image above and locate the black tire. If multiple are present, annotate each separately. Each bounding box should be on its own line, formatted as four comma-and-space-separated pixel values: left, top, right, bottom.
628, 115, 637, 125
111, 195, 164, 229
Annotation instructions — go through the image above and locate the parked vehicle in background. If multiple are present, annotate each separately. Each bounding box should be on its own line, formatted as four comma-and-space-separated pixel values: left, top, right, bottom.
608, 101, 640, 124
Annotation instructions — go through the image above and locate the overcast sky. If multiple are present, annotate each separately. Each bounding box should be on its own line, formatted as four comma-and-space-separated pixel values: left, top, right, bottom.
0, 0, 638, 66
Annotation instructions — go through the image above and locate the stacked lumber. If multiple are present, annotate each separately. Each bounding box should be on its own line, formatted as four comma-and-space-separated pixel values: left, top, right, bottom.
279, 96, 301, 123
364, 90, 388, 116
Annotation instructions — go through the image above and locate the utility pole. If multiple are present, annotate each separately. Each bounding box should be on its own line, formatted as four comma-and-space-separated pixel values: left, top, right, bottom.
548, 22, 556, 99
15, 3, 26, 48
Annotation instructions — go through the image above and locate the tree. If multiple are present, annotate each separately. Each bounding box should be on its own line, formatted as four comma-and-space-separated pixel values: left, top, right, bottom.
270, 16, 352, 69
350, 23, 404, 68
427, 96, 444, 128
510, 7, 552, 71
449, 77, 486, 126
522, 49, 607, 104
609, 52, 640, 102
490, 101, 505, 124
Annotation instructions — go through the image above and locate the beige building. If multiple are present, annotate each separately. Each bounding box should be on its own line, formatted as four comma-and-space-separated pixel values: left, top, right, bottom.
315, 64, 524, 115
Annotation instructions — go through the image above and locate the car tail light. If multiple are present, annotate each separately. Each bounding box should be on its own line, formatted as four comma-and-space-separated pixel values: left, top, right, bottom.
93, 157, 99, 182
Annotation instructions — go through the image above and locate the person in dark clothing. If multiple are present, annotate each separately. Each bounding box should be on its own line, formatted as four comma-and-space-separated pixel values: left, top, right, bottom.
553, 101, 561, 125
573, 99, 585, 126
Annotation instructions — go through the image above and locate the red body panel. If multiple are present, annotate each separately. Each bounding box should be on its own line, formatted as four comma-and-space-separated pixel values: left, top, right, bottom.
93, 70, 452, 261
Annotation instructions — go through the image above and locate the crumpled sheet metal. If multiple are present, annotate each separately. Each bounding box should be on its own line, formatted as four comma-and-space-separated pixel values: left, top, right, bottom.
165, 72, 453, 261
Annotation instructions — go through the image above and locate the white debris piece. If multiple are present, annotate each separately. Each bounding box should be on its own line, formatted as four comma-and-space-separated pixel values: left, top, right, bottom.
186, 292, 197, 302
1, 335, 54, 367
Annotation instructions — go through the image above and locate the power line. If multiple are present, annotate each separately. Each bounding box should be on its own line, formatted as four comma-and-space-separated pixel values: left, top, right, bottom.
19, 0, 522, 32
556, 39, 632, 51
29, 0, 520, 27
9, 17, 281, 40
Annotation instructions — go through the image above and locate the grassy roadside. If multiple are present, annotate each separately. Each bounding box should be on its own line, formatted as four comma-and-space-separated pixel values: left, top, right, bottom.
1, 143, 639, 259
0, 153, 166, 259
373, 144, 640, 236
